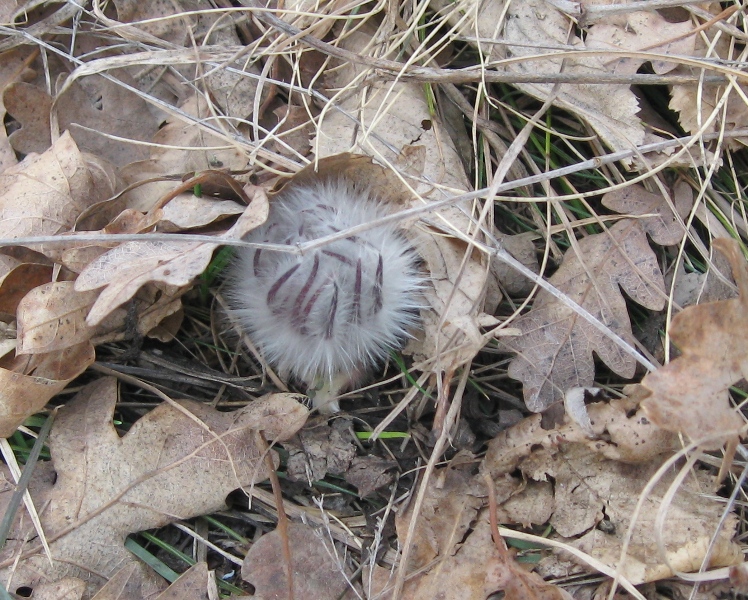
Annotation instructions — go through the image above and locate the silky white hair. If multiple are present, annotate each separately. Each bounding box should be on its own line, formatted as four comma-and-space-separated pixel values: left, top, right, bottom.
227, 178, 423, 407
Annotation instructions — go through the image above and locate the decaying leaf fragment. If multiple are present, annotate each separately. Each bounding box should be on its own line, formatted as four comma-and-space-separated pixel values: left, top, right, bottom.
481, 397, 742, 585
642, 238, 748, 447
0, 377, 308, 597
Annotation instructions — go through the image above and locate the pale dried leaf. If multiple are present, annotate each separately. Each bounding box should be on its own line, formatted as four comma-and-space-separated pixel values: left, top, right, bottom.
17, 282, 98, 354
118, 95, 248, 212
585, 12, 696, 76
482, 396, 680, 479
4, 81, 52, 154
0, 342, 95, 437
669, 30, 748, 145
368, 461, 506, 600
642, 238, 748, 447
0, 47, 38, 170
482, 406, 742, 584
0, 377, 308, 596
30, 577, 86, 600
75, 189, 268, 326
56, 73, 159, 166
242, 523, 353, 600
159, 194, 245, 231
395, 461, 486, 569
154, 562, 211, 600
442, 0, 644, 153
503, 219, 666, 411
89, 563, 154, 600
0, 132, 115, 241
601, 182, 691, 246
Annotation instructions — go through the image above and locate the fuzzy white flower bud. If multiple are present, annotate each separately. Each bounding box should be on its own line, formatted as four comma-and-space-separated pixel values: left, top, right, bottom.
227, 177, 423, 412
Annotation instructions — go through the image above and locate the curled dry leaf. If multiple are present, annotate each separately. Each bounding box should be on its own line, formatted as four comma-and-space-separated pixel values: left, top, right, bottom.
16, 281, 183, 354
75, 187, 269, 326
0, 342, 95, 437
158, 195, 245, 231
242, 523, 354, 600
502, 218, 668, 412
0, 255, 53, 314
0, 132, 117, 242
0, 377, 308, 597
641, 238, 748, 448
117, 95, 248, 213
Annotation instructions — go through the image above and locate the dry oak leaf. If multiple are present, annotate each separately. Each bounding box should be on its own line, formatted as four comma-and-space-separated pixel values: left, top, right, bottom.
601, 181, 692, 247
75, 187, 269, 326
0, 132, 117, 242
0, 342, 94, 437
16, 280, 183, 354
669, 28, 748, 147
482, 397, 680, 479
641, 238, 748, 447
502, 218, 668, 412
3, 81, 53, 155
6, 73, 159, 166
0, 377, 308, 598
0, 48, 38, 171
242, 523, 355, 600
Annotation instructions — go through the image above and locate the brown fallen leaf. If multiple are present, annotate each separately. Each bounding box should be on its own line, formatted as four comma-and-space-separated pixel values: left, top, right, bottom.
153, 562, 213, 600
481, 398, 742, 585
29, 577, 86, 600
0, 377, 308, 597
0, 132, 117, 242
117, 95, 248, 213
600, 182, 691, 247
3, 81, 53, 155
0, 255, 53, 315
0, 47, 38, 171
75, 187, 268, 326
669, 19, 748, 147
88, 563, 152, 600
641, 238, 748, 447
585, 11, 696, 76
369, 460, 571, 600
242, 522, 355, 600
0, 342, 95, 437
482, 395, 680, 479
502, 218, 668, 412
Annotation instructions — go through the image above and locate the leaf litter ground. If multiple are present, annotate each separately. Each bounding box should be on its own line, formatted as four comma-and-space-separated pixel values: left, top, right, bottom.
0, 1, 748, 599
